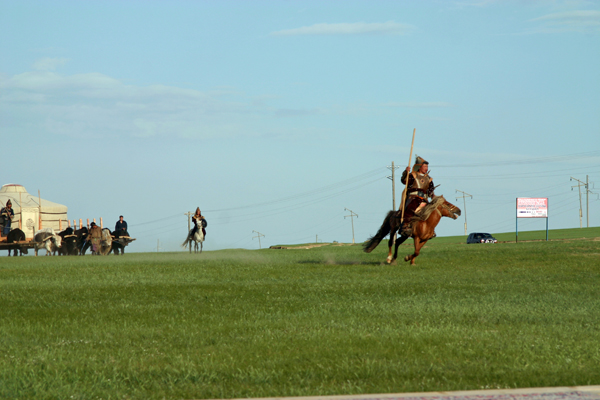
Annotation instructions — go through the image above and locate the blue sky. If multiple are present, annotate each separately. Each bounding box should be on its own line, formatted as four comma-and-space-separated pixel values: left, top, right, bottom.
1, 0, 599, 252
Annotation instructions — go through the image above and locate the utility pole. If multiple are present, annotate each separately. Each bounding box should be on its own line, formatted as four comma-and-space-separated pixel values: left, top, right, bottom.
571, 176, 595, 228
252, 230, 265, 249
571, 177, 584, 228
387, 161, 400, 210
455, 190, 472, 235
344, 208, 358, 244
184, 211, 192, 231
184, 211, 193, 253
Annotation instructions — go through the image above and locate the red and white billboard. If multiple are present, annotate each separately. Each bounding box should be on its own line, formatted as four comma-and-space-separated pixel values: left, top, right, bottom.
516, 198, 548, 218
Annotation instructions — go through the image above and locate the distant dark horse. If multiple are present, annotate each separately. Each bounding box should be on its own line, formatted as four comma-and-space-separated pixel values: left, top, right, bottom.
363, 195, 461, 265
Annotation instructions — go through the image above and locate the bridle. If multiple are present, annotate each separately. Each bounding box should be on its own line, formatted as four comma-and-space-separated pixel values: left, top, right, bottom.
436, 200, 458, 218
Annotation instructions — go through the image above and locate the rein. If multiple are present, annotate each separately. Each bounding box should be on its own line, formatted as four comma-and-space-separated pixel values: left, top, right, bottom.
435, 201, 455, 218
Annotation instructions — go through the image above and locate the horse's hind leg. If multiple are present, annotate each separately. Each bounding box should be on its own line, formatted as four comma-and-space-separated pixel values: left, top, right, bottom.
393, 234, 409, 263
386, 233, 395, 264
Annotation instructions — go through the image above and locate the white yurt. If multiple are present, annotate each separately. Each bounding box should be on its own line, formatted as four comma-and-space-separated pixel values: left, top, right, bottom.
0, 184, 69, 239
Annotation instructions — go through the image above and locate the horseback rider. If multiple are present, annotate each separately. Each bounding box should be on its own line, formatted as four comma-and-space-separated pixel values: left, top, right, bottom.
190, 207, 207, 238
400, 155, 436, 237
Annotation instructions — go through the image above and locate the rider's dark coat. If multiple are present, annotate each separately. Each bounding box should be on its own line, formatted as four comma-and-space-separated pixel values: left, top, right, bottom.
0, 205, 14, 236
400, 160, 435, 223
191, 208, 207, 237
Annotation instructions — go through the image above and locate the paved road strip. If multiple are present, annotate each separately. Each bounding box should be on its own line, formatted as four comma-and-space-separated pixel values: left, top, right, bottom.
207, 386, 600, 400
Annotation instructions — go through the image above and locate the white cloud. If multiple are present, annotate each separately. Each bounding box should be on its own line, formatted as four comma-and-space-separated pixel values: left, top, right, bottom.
0, 70, 453, 142
32, 57, 70, 71
383, 102, 455, 108
0, 71, 270, 140
530, 10, 600, 33
274, 108, 320, 117
271, 21, 414, 36
452, 0, 501, 8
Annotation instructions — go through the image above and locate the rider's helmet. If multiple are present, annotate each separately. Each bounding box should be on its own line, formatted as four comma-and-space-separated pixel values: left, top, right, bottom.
412, 155, 429, 173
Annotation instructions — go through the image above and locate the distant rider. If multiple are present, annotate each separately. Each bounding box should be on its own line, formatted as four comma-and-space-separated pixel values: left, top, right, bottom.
190, 207, 207, 238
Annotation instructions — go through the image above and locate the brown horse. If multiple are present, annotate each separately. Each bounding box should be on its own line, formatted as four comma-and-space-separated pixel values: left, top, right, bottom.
363, 195, 461, 265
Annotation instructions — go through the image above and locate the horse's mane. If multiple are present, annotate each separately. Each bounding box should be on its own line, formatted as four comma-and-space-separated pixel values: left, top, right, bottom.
411, 195, 446, 222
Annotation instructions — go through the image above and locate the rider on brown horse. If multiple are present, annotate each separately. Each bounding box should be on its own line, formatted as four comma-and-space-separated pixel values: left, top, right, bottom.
400, 155, 435, 237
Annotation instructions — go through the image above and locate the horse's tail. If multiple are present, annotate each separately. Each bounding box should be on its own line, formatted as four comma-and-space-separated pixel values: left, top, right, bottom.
363, 210, 395, 253
181, 234, 190, 249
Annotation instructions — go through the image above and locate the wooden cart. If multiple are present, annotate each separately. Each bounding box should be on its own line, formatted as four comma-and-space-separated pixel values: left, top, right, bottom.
0, 237, 35, 256
111, 236, 136, 255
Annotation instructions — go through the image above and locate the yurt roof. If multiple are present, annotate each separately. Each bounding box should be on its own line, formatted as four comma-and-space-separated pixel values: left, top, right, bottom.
0, 184, 67, 212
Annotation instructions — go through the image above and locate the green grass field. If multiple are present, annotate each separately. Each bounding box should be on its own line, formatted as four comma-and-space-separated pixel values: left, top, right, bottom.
1, 228, 599, 399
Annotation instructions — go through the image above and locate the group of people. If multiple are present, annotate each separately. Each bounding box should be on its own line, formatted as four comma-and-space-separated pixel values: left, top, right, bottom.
85, 215, 129, 254
3, 157, 429, 247
1, 204, 132, 254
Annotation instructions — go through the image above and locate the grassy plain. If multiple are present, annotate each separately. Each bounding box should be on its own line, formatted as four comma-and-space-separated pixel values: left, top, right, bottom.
1, 228, 599, 399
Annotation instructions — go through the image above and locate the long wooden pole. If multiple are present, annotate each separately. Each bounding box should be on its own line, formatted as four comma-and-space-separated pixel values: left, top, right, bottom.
19, 192, 22, 230
399, 128, 416, 223
38, 190, 42, 230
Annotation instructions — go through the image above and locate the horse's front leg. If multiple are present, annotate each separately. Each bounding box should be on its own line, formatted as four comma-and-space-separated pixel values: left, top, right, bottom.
404, 238, 427, 265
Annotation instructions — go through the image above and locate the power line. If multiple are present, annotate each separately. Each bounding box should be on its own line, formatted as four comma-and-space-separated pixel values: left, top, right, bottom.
204, 167, 385, 213
437, 165, 600, 181
437, 150, 600, 168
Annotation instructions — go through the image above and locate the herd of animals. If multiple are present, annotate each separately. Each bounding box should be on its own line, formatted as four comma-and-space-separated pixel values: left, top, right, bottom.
4, 226, 130, 257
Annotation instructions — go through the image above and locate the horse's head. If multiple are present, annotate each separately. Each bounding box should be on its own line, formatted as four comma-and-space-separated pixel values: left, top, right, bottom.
435, 195, 461, 219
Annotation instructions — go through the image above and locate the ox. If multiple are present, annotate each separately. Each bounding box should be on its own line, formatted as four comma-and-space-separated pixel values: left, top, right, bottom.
75, 227, 89, 255
33, 228, 62, 256
112, 228, 130, 255
6, 228, 28, 256
98, 228, 113, 255
58, 228, 79, 256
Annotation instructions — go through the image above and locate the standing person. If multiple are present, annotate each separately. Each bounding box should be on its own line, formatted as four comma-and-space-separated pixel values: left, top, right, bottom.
400, 156, 435, 237
87, 222, 102, 254
115, 215, 128, 234
0, 200, 15, 237
190, 207, 207, 238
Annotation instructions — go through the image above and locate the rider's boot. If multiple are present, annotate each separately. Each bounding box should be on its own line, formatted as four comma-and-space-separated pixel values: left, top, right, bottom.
400, 221, 412, 237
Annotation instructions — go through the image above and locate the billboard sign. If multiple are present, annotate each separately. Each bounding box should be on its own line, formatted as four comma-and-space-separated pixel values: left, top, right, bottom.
516, 198, 548, 218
